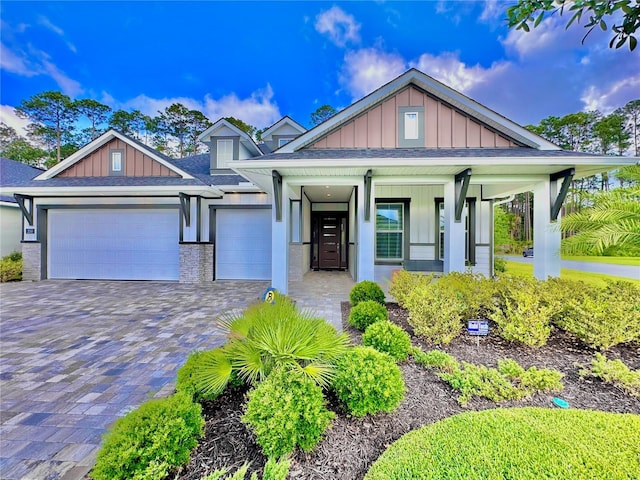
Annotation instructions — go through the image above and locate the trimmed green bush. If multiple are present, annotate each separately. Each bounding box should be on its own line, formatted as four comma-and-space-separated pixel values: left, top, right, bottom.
242, 367, 334, 458
350, 280, 385, 306
410, 346, 460, 373
91, 393, 204, 480
332, 346, 405, 417
494, 256, 506, 273
0, 252, 22, 282
201, 457, 291, 480
405, 282, 465, 344
362, 321, 411, 361
436, 272, 495, 319
388, 270, 433, 308
366, 408, 640, 479
196, 293, 349, 395
489, 275, 557, 347
580, 353, 640, 397
554, 281, 640, 350
348, 300, 388, 331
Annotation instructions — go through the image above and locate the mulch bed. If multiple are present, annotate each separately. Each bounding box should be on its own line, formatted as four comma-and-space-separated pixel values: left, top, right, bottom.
172, 303, 640, 480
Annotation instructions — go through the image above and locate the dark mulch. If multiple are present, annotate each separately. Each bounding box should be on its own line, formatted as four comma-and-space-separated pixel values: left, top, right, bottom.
172, 302, 640, 480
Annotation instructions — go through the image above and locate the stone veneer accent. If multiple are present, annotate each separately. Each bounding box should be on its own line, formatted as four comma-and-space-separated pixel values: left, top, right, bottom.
288, 243, 304, 282
21, 242, 42, 281
179, 243, 214, 283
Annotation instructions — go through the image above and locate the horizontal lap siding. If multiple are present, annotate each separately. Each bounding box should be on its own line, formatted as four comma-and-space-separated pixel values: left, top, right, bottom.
57, 138, 178, 177
309, 85, 521, 149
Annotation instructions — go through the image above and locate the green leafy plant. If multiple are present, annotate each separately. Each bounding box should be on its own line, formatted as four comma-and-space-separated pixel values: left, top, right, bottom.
580, 353, 640, 396
436, 272, 495, 319
439, 362, 520, 405
388, 270, 433, 308
200, 457, 291, 480
494, 256, 507, 273
242, 368, 334, 458
196, 293, 349, 396
489, 275, 557, 347
0, 252, 22, 282
91, 393, 204, 480
332, 346, 405, 417
348, 300, 388, 331
350, 280, 386, 306
404, 282, 465, 344
410, 346, 460, 373
362, 321, 411, 361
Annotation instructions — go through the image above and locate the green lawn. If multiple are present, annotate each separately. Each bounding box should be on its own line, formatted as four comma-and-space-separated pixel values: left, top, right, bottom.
562, 256, 640, 267
504, 261, 640, 287
366, 408, 640, 480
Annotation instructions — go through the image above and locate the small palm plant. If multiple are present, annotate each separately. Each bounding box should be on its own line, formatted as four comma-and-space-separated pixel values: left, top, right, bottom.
195, 293, 350, 397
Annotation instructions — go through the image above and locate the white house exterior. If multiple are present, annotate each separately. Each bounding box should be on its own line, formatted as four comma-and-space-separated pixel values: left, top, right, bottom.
1, 69, 634, 289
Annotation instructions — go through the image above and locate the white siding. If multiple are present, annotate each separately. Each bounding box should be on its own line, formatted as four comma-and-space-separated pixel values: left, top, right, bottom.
1, 205, 22, 257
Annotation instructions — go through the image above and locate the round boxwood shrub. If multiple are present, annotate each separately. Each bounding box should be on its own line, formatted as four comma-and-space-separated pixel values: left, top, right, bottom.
332, 346, 405, 417
362, 321, 411, 361
349, 300, 388, 331
350, 280, 385, 306
242, 367, 335, 458
91, 392, 204, 480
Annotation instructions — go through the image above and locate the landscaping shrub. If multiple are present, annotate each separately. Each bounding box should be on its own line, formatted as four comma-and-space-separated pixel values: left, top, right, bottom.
91, 393, 204, 480
388, 270, 433, 308
439, 362, 520, 405
580, 353, 640, 397
404, 282, 465, 344
554, 280, 640, 350
176, 350, 243, 402
362, 321, 411, 361
348, 300, 388, 331
332, 346, 405, 417
489, 275, 557, 347
436, 272, 495, 319
196, 294, 349, 396
410, 346, 460, 373
242, 368, 334, 458
0, 252, 22, 282
365, 408, 640, 480
349, 280, 385, 306
201, 458, 290, 480
493, 256, 506, 273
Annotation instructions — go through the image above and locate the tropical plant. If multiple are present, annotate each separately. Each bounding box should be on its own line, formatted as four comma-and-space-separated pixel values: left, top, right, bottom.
195, 294, 349, 396
242, 368, 334, 457
560, 186, 640, 255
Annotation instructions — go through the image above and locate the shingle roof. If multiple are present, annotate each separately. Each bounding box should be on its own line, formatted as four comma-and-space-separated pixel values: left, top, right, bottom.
259, 148, 600, 161
167, 154, 250, 186
1, 158, 44, 186
15, 177, 206, 187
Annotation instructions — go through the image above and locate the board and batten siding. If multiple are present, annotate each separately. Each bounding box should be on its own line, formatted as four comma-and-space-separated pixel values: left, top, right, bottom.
310, 86, 521, 150
58, 138, 178, 177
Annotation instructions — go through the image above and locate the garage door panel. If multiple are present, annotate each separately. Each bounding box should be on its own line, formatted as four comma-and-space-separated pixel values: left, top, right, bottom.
216, 209, 271, 280
48, 209, 179, 280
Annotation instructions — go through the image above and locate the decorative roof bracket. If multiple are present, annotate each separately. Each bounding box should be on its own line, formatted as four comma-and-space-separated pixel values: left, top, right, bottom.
364, 169, 373, 222
550, 168, 575, 221
455, 168, 472, 222
272, 170, 282, 222
179, 192, 191, 227
14, 194, 34, 226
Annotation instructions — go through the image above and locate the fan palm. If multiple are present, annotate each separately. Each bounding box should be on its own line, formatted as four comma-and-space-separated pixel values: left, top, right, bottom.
195, 293, 350, 396
560, 186, 640, 255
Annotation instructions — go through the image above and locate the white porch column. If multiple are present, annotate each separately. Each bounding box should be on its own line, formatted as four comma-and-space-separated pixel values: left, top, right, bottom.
357, 178, 375, 281
443, 179, 466, 273
272, 177, 289, 294
533, 180, 561, 279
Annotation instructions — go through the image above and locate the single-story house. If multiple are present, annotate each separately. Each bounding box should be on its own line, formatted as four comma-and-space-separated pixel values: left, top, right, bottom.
1, 69, 634, 292
0, 158, 44, 257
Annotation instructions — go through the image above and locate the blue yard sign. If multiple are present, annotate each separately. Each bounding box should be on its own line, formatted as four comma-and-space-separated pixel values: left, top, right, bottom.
467, 320, 489, 336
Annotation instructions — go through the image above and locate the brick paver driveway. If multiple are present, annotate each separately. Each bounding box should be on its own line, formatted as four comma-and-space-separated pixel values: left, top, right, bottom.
0, 280, 269, 480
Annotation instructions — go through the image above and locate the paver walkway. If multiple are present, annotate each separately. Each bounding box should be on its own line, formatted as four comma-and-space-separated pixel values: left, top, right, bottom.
0, 273, 353, 480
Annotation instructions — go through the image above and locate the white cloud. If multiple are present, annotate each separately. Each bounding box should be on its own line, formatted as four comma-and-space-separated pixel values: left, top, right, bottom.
42, 60, 83, 97
479, 0, 504, 22
123, 95, 204, 116
38, 15, 77, 53
0, 105, 32, 136
340, 48, 406, 99
581, 75, 640, 114
315, 6, 361, 47
0, 43, 39, 76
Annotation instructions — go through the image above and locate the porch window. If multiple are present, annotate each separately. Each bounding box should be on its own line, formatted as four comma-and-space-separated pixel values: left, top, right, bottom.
376, 203, 403, 260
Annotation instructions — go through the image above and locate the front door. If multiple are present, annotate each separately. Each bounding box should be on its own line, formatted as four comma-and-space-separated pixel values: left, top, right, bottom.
312, 212, 348, 270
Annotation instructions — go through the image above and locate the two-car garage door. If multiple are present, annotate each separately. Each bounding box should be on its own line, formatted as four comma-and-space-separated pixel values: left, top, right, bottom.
48, 209, 179, 280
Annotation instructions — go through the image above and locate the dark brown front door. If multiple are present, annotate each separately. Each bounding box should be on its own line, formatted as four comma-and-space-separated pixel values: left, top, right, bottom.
319, 214, 340, 269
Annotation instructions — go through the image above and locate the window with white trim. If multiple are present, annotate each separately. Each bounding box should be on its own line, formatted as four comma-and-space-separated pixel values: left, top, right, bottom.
217, 139, 234, 163
278, 138, 293, 147
375, 203, 403, 260
404, 112, 419, 140
110, 150, 124, 176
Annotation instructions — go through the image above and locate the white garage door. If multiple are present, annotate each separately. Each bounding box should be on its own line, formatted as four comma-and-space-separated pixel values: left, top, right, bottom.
216, 209, 271, 280
48, 209, 179, 280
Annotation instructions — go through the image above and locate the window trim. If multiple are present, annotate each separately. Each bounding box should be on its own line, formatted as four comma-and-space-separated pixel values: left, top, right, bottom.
109, 149, 124, 176
278, 137, 293, 147
375, 198, 410, 264
216, 138, 234, 164
435, 197, 476, 265
398, 106, 425, 147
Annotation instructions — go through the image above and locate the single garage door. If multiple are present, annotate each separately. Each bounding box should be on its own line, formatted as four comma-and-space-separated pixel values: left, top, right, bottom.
216, 209, 271, 280
48, 209, 179, 280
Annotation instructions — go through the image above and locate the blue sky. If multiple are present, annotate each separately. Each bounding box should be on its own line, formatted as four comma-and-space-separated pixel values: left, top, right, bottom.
1, 1, 638, 135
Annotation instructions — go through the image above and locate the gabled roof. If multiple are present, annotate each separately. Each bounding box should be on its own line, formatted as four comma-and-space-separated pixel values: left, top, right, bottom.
197, 118, 263, 157
278, 68, 560, 153
1, 157, 44, 186
260, 116, 307, 139
35, 129, 195, 180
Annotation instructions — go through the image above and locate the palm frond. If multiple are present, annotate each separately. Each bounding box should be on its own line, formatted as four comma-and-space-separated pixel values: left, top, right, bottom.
193, 348, 233, 396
